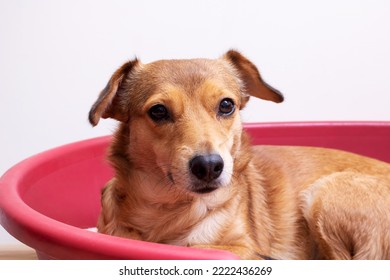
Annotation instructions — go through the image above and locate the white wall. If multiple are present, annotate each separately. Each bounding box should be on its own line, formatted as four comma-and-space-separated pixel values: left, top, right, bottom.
1, 0, 389, 245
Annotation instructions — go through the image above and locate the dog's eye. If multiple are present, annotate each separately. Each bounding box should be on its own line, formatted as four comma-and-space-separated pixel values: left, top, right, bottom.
148, 104, 170, 122
218, 98, 235, 116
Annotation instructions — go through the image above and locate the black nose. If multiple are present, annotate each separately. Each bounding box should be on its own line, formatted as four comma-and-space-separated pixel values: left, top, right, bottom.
189, 154, 224, 182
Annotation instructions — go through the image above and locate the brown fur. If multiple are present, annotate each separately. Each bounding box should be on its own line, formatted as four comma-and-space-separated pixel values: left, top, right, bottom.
89, 50, 390, 259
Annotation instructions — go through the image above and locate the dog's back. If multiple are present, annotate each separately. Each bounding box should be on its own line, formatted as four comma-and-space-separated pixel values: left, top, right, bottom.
250, 145, 390, 259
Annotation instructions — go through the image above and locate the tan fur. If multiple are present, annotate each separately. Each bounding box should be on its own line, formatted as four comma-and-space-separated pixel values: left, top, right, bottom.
89, 50, 390, 259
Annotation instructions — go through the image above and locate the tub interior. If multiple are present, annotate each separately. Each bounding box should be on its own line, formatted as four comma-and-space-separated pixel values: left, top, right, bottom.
19, 137, 113, 228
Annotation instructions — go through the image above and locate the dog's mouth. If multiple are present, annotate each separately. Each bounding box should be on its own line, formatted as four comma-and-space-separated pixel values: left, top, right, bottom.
191, 184, 219, 194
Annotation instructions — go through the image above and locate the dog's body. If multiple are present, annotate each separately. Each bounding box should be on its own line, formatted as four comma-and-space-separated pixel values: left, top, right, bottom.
89, 50, 390, 259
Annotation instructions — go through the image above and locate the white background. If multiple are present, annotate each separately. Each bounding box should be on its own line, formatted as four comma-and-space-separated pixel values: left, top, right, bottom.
0, 0, 389, 245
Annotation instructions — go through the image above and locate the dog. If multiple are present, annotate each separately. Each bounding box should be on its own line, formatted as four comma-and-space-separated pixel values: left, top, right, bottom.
89, 50, 390, 259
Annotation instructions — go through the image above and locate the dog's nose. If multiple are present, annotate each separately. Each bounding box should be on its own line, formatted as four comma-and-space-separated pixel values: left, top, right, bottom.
189, 154, 224, 182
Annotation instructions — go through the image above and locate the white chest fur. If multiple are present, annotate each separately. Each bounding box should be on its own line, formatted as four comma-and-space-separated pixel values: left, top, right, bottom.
175, 194, 235, 246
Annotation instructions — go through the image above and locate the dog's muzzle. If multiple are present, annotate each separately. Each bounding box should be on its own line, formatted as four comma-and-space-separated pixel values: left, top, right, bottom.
189, 154, 224, 194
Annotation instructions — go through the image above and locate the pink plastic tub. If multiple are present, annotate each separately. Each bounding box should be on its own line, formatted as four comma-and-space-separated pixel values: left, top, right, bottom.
1, 122, 390, 259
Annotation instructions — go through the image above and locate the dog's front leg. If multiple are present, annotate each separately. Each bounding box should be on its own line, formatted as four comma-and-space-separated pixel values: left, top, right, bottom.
97, 179, 144, 240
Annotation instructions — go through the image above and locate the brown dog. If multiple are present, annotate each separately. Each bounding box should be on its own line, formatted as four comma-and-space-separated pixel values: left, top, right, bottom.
89, 50, 390, 259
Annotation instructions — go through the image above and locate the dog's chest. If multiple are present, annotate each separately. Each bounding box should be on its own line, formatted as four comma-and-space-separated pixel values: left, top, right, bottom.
132, 190, 236, 246
172, 200, 231, 246
184, 212, 224, 245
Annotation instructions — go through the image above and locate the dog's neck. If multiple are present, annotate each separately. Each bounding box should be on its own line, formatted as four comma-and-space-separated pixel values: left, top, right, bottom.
116, 167, 241, 244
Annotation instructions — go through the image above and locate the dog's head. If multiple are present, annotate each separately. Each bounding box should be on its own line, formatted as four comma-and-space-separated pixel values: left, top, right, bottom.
89, 50, 283, 195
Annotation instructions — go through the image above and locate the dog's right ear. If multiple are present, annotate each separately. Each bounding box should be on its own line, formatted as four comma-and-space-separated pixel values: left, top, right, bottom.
88, 59, 139, 126
224, 50, 284, 107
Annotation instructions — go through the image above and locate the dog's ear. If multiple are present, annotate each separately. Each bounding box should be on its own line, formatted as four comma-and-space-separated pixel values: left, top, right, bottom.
89, 59, 139, 126
224, 50, 283, 107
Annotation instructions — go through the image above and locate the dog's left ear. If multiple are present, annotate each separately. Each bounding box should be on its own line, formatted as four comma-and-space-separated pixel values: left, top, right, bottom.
224, 50, 284, 107
89, 59, 139, 126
